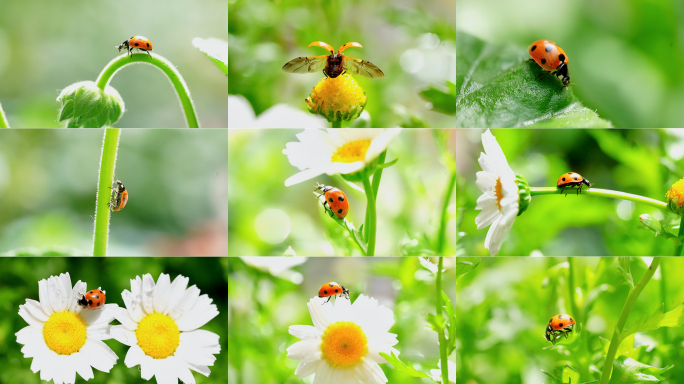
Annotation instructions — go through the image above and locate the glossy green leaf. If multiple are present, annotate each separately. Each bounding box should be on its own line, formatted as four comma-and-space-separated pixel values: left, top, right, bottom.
379, 352, 431, 379
419, 82, 456, 116
608, 356, 671, 384
456, 31, 612, 128
623, 303, 684, 338
457, 259, 479, 279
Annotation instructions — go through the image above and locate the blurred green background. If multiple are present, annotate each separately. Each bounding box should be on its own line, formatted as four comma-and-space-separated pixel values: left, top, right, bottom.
457, 0, 684, 128
228, 0, 455, 127
457, 129, 684, 256
0, 130, 227, 256
228, 129, 456, 256
0, 0, 227, 128
228, 256, 455, 383
457, 257, 684, 384
0, 257, 228, 384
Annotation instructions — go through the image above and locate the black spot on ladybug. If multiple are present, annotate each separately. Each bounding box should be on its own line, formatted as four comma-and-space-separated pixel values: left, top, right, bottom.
541, 58, 547, 65
146, 43, 150, 48
562, 177, 566, 182
573, 177, 578, 180
338, 196, 345, 202
337, 209, 343, 214
559, 323, 564, 327
134, 42, 140, 47
530, 45, 537, 52
558, 54, 565, 62
545, 45, 553, 53
97, 302, 101, 306
328, 197, 333, 203
335, 289, 339, 293
323, 290, 328, 295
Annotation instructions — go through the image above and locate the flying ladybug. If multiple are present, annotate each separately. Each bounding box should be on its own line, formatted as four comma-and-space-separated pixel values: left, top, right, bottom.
282, 41, 385, 79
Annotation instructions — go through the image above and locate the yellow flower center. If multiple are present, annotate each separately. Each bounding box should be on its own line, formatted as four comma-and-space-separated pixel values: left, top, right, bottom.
495, 177, 504, 212
667, 178, 684, 208
136, 313, 180, 359
43, 311, 87, 355
320, 322, 368, 368
331, 140, 371, 163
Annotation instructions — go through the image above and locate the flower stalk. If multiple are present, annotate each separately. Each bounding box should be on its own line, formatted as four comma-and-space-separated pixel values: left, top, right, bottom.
529, 187, 667, 210
436, 257, 449, 384
676, 215, 684, 256
95, 53, 199, 128
0, 102, 9, 128
363, 177, 377, 256
599, 257, 661, 384
93, 128, 121, 256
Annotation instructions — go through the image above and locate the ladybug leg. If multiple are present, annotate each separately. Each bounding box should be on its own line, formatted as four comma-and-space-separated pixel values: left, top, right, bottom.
560, 185, 567, 196
146, 50, 151, 57
536, 70, 551, 80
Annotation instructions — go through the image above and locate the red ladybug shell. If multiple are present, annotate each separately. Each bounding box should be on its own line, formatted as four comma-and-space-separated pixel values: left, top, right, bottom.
127, 36, 153, 51
557, 172, 587, 187
325, 188, 348, 219
110, 180, 128, 212
78, 289, 106, 310
529, 40, 568, 71
318, 282, 349, 298
548, 314, 575, 331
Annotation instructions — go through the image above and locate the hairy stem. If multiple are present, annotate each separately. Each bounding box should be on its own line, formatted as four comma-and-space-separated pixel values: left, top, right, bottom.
530, 187, 666, 210
95, 53, 199, 128
363, 177, 377, 256
93, 129, 121, 256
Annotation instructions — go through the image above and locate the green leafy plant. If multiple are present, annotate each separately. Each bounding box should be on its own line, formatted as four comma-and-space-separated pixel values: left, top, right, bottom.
456, 32, 612, 128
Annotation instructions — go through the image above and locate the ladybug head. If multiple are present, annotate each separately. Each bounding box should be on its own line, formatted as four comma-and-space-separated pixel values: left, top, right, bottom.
561, 76, 571, 86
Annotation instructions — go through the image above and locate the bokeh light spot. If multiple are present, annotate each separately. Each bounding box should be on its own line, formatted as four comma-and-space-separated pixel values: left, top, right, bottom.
255, 209, 290, 244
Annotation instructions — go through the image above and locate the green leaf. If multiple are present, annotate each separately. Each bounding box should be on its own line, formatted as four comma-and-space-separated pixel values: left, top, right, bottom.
456, 31, 612, 128
392, 104, 429, 128
540, 365, 592, 384
457, 259, 480, 279
638, 214, 681, 249
608, 356, 671, 384
419, 82, 456, 115
623, 303, 684, 338
379, 352, 431, 378
617, 257, 634, 289
192, 37, 228, 75
441, 291, 456, 355
377, 157, 399, 169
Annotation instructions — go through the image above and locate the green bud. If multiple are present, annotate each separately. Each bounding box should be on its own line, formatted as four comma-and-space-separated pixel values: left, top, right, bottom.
516, 174, 531, 216
57, 81, 124, 128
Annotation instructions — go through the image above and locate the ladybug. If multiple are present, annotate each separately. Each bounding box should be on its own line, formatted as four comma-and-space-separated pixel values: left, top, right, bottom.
109, 180, 128, 212
528, 40, 571, 88
77, 288, 106, 310
116, 36, 153, 57
557, 172, 592, 196
545, 314, 576, 342
314, 183, 348, 219
318, 282, 350, 304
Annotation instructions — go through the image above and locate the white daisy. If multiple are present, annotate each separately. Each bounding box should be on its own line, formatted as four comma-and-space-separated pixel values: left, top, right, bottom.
475, 129, 520, 256
110, 273, 221, 384
16, 272, 118, 384
287, 294, 399, 384
283, 128, 402, 186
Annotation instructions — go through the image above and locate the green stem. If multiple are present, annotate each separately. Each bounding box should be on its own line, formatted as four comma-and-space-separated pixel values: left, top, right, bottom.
95, 53, 199, 128
365, 151, 386, 241
530, 187, 667, 210
438, 167, 457, 255
93, 129, 121, 256
660, 257, 668, 344
436, 257, 449, 384
675, 215, 684, 256
0, 102, 8, 128
599, 257, 661, 384
567, 258, 580, 321
362, 177, 377, 256
331, 120, 341, 128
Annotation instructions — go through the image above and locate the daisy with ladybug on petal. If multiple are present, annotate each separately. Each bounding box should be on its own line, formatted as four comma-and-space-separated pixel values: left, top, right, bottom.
287, 292, 399, 384
16, 272, 119, 384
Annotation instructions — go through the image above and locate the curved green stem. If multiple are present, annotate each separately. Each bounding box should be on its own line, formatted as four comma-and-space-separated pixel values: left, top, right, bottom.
567, 257, 580, 321
362, 177, 377, 256
530, 187, 667, 210
675, 215, 684, 256
0, 102, 8, 128
599, 257, 661, 384
331, 120, 341, 128
436, 257, 449, 384
438, 168, 457, 255
93, 129, 121, 256
95, 53, 199, 128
